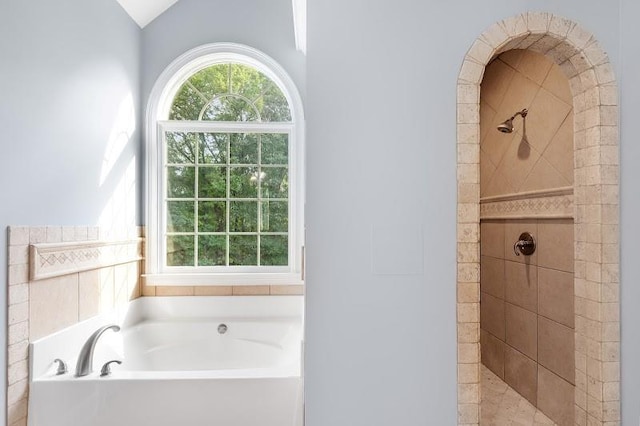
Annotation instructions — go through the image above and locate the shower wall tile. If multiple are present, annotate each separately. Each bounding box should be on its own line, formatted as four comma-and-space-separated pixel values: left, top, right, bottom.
480, 256, 504, 298
505, 261, 538, 313
495, 137, 541, 191
515, 49, 554, 85
480, 329, 505, 379
538, 219, 574, 272
480, 221, 504, 258
538, 316, 575, 384
538, 366, 575, 426
520, 155, 571, 193
544, 116, 574, 184
480, 218, 575, 418
538, 267, 574, 327
505, 302, 538, 360
480, 49, 573, 198
481, 59, 516, 111
504, 345, 538, 406
480, 292, 505, 340
543, 58, 573, 105
526, 88, 572, 154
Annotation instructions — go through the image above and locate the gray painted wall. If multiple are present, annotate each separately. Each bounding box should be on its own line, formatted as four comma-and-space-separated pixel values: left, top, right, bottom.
0, 0, 141, 423
141, 0, 305, 107
305, 1, 630, 425
620, 0, 640, 425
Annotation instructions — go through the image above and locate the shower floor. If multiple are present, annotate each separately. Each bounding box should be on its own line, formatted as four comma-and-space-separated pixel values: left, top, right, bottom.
481, 365, 556, 425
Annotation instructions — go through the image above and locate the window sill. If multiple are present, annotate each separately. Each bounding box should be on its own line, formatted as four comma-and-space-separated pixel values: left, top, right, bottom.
143, 272, 303, 286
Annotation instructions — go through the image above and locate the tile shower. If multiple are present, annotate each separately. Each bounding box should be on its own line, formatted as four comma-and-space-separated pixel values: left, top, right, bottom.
480, 49, 575, 425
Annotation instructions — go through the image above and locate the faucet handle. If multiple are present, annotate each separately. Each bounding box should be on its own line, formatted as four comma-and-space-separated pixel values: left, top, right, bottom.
100, 360, 122, 377
53, 358, 68, 375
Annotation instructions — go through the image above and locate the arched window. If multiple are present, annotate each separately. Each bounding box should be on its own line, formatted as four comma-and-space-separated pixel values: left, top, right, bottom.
146, 44, 304, 285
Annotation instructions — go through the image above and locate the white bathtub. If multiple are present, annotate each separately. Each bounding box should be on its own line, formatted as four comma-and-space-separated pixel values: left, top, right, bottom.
28, 296, 303, 426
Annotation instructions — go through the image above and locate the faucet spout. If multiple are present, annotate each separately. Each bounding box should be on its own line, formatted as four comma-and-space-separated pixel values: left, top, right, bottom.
75, 324, 120, 377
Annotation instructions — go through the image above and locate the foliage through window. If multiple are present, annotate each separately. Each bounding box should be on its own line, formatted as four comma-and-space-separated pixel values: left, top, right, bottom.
161, 63, 293, 269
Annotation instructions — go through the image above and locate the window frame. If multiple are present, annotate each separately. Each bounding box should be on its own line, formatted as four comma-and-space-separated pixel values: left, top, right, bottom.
145, 43, 305, 286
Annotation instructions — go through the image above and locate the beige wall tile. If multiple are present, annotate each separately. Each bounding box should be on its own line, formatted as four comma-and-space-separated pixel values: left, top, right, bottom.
538, 365, 575, 426
516, 49, 554, 85
233, 285, 270, 295
194, 286, 233, 296
8, 264, 28, 286
480, 100, 497, 142
538, 316, 575, 384
481, 329, 505, 379
480, 221, 504, 258
504, 220, 538, 265
155, 286, 195, 296
526, 88, 573, 154
499, 49, 523, 68
8, 341, 28, 366
539, 267, 574, 328
543, 115, 574, 184
99, 267, 115, 312
8, 302, 28, 326
45, 226, 62, 243
8, 227, 30, 246
538, 219, 574, 272
7, 399, 27, 425
495, 137, 542, 192
79, 270, 101, 321
505, 302, 537, 360
505, 260, 538, 313
504, 345, 538, 406
270, 285, 304, 295
29, 227, 47, 244
8, 322, 28, 346
8, 245, 28, 266
459, 342, 480, 364
497, 72, 541, 125
520, 156, 571, 193
7, 379, 27, 406
481, 292, 505, 340
482, 110, 517, 165
481, 57, 516, 110
543, 63, 573, 105
30, 274, 79, 340
481, 255, 504, 298
483, 167, 516, 197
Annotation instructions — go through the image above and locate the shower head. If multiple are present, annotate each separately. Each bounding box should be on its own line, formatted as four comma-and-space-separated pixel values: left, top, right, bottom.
497, 109, 528, 134
497, 119, 514, 133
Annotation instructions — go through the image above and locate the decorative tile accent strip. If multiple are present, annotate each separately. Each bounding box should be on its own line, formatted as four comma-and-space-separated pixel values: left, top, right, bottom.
480, 187, 573, 220
29, 239, 142, 281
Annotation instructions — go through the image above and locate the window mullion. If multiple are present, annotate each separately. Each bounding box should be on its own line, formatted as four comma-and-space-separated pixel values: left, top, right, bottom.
226, 133, 231, 266
194, 133, 200, 267
257, 133, 262, 266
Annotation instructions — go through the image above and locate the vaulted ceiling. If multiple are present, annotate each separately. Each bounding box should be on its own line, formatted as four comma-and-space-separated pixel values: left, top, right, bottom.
115, 0, 181, 28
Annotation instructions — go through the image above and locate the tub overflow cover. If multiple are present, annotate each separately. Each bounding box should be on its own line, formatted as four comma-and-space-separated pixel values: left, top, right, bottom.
218, 324, 228, 334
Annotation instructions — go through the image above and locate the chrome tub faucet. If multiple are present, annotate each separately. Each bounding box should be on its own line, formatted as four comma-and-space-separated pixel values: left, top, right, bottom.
75, 324, 120, 377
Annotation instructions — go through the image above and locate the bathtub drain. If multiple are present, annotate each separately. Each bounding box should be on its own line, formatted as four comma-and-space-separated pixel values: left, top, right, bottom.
217, 323, 228, 334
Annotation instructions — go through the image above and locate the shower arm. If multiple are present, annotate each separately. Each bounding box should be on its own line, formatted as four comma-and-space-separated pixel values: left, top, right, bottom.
510, 109, 528, 121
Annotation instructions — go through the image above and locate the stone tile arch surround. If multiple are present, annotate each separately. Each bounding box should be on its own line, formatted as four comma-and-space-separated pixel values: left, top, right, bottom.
456, 12, 619, 426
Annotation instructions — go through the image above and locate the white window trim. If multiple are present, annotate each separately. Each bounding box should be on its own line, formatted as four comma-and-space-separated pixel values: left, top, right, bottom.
145, 43, 305, 286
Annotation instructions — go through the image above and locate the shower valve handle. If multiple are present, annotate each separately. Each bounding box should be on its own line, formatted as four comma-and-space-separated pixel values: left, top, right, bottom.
513, 232, 536, 256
